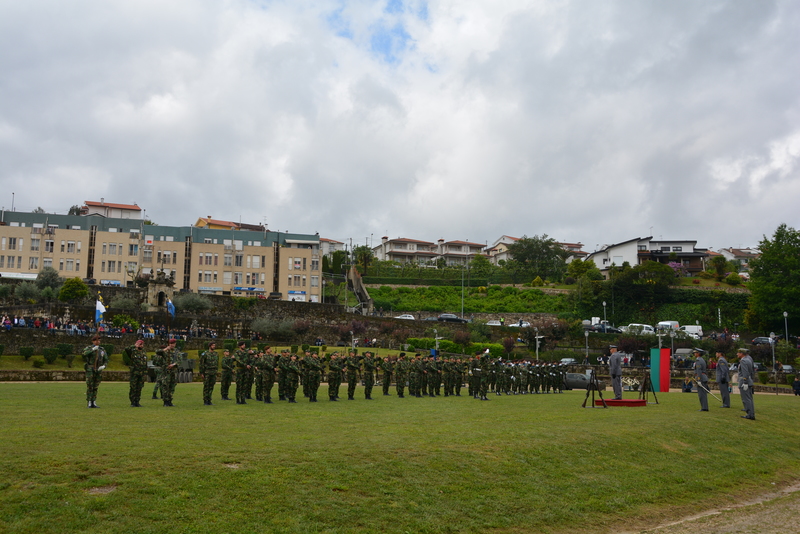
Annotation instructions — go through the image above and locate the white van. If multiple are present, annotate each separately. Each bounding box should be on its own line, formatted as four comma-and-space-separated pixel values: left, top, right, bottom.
627, 323, 655, 335
656, 320, 680, 332
680, 325, 703, 339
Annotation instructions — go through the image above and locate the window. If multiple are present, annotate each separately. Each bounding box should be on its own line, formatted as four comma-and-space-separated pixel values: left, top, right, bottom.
294, 275, 301, 286
672, 246, 683, 252
119, 243, 123, 255
204, 271, 212, 283
29, 257, 39, 270
173, 251, 177, 264
246, 256, 251, 269
101, 261, 106, 272
311, 259, 319, 271
127, 261, 136, 271
637, 245, 647, 251
108, 260, 116, 272
43, 258, 52, 269
214, 254, 218, 266
213, 271, 218, 283
302, 275, 306, 287
30, 238, 40, 251
287, 276, 292, 286
102, 243, 107, 254
59, 259, 64, 270
224, 254, 232, 266
157, 251, 162, 263
233, 272, 243, 284
204, 238, 212, 244
246, 273, 251, 285
205, 253, 212, 265
66, 259, 74, 271
77, 241, 82, 253
67, 241, 76, 254
260, 273, 265, 285
8, 256, 15, 269
223, 271, 232, 284
661, 246, 670, 252
288, 257, 293, 270
302, 258, 307, 270
311, 275, 319, 287
0, 256, 4, 268
109, 243, 117, 255
76, 259, 81, 272
9, 237, 17, 250
198, 271, 203, 282
235, 254, 243, 267
129, 244, 139, 256
45, 240, 54, 253
295, 258, 302, 270
143, 249, 152, 262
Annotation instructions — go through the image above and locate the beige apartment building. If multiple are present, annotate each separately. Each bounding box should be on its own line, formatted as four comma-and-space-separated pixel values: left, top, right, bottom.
0, 210, 321, 302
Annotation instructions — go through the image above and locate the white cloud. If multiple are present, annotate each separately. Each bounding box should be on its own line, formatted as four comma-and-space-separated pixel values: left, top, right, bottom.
0, 0, 798, 250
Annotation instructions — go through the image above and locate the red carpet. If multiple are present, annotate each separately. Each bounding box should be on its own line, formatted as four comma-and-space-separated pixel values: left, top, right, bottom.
595, 398, 647, 407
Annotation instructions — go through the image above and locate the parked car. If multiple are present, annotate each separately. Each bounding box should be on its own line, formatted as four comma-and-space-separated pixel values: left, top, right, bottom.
782, 364, 795, 374
560, 357, 577, 365
394, 314, 416, 320
656, 320, 680, 332
438, 313, 469, 324
680, 325, 704, 339
486, 320, 502, 327
564, 372, 606, 391
508, 320, 531, 328
753, 362, 768, 373
751, 337, 774, 345
588, 323, 622, 334
627, 323, 655, 335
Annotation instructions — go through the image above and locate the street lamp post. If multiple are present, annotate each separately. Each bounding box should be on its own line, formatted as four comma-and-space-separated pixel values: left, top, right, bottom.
584, 330, 589, 361
669, 330, 675, 355
602, 301, 607, 323
784, 311, 789, 343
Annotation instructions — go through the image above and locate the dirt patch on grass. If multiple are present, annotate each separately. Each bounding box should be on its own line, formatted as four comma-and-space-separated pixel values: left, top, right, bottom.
632, 481, 800, 534
223, 463, 240, 469
87, 485, 117, 495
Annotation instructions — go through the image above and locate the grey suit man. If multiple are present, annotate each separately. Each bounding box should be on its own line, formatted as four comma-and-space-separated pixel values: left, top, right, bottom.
737, 348, 755, 420
715, 351, 731, 408
693, 349, 709, 411
608, 346, 623, 400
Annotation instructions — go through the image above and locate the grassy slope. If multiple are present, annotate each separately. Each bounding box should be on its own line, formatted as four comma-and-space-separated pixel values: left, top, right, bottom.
1, 382, 798, 534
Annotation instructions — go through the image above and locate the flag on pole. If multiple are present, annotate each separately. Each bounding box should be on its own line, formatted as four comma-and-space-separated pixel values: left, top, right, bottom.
167, 298, 175, 318
95, 299, 106, 323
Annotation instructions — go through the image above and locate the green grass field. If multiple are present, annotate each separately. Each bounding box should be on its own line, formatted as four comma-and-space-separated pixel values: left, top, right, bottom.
1, 382, 798, 533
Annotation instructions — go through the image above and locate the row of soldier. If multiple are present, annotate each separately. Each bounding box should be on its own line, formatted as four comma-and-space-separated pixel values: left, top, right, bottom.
97, 339, 570, 408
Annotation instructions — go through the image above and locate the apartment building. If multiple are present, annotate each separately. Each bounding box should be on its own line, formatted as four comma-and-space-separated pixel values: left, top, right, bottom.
0, 210, 321, 302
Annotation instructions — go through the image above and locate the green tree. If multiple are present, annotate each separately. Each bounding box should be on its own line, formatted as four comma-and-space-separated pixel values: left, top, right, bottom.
324, 250, 348, 276
469, 254, 495, 279
68, 205, 82, 215
15, 282, 41, 303
567, 259, 603, 281
709, 255, 728, 281
173, 293, 213, 313
58, 278, 90, 303
32, 206, 45, 214
40, 286, 56, 302
747, 224, 800, 332
36, 266, 63, 291
353, 245, 373, 274
506, 235, 569, 282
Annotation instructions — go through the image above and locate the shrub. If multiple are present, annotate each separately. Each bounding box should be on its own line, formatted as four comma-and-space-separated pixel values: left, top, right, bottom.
292, 320, 311, 336
65, 354, 75, 368
321, 345, 328, 353
57, 343, 73, 359
564, 276, 576, 285
174, 293, 214, 313
757, 371, 769, 384
102, 344, 115, 357
301, 344, 310, 352
20, 347, 34, 361
724, 273, 742, 286
32, 358, 45, 368
291, 345, 299, 354
111, 313, 140, 331
232, 296, 257, 310
692, 279, 700, 285
531, 276, 544, 287
43, 348, 59, 364
223, 340, 237, 351
786, 374, 795, 386
109, 296, 138, 310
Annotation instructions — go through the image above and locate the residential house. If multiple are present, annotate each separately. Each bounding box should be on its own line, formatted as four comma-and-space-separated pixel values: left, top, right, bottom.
585, 237, 708, 278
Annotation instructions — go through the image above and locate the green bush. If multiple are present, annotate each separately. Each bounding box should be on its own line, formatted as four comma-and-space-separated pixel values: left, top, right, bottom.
101, 344, 115, 357
20, 347, 34, 361
32, 358, 45, 369
301, 344, 310, 352
291, 345, 299, 354
65, 354, 75, 368
724, 273, 742, 286
122, 348, 131, 366
57, 343, 73, 359
785, 374, 795, 386
176, 339, 186, 350
223, 340, 237, 351
43, 348, 59, 364
758, 371, 769, 384
321, 345, 328, 353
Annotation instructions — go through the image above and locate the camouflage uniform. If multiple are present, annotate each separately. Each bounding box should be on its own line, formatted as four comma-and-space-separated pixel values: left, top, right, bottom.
82, 340, 108, 407
345, 353, 361, 400
154, 343, 179, 406
362, 353, 376, 399
380, 357, 394, 396
198, 346, 219, 405
305, 354, 323, 402
234, 346, 252, 404
261, 349, 277, 403
327, 353, 344, 401
220, 350, 234, 400
394, 355, 408, 398
409, 355, 424, 397
125, 343, 148, 407
479, 352, 492, 400
253, 351, 265, 401
285, 355, 301, 402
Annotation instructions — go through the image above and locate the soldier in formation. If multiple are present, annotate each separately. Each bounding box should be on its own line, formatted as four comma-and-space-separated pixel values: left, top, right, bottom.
233, 341, 252, 405
380, 356, 394, 396
198, 341, 219, 406
327, 352, 344, 401
153, 339, 180, 407
124, 338, 148, 407
82, 334, 108, 408
220, 349, 234, 401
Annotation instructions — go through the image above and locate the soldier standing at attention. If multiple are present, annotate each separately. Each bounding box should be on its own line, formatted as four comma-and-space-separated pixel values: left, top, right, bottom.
327, 352, 344, 401
154, 339, 179, 407
394, 353, 408, 398
199, 341, 219, 406
124, 338, 148, 407
693, 348, 709, 411
478, 350, 492, 400
234, 341, 252, 405
253, 349, 265, 401
362, 352, 377, 400
737, 348, 756, 420
262, 347, 277, 404
381, 356, 394, 396
715, 350, 731, 408
345, 351, 361, 400
285, 353, 301, 403
82, 334, 108, 408
305, 351, 323, 402
220, 349, 234, 400
608, 345, 623, 400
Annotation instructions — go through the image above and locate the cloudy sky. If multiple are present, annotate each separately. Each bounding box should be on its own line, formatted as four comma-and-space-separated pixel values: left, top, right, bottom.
1, 0, 798, 252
